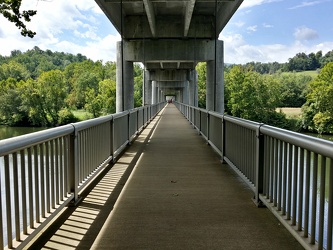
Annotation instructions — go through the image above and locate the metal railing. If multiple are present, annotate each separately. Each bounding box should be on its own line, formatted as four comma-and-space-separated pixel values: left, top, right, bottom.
0, 103, 165, 250
175, 102, 333, 250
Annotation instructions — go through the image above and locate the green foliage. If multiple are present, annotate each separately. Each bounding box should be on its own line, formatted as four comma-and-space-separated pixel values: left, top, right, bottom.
21, 70, 67, 126
196, 62, 206, 109
0, 0, 37, 37
225, 65, 293, 128
301, 62, 333, 133
0, 79, 29, 125
57, 108, 79, 125
240, 50, 333, 74
275, 72, 312, 107
0, 60, 30, 81
134, 63, 143, 108
0, 48, 120, 127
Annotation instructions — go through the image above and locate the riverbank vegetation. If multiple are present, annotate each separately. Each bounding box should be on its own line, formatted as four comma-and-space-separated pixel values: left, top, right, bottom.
1, 47, 333, 134
0, 47, 143, 127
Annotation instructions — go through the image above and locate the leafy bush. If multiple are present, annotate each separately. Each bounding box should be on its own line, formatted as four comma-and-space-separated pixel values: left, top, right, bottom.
57, 108, 79, 125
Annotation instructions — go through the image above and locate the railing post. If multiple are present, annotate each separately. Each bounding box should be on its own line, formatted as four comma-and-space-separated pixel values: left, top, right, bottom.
68, 127, 80, 205
222, 115, 226, 162
128, 111, 131, 145
254, 124, 265, 207
207, 111, 210, 142
110, 116, 114, 163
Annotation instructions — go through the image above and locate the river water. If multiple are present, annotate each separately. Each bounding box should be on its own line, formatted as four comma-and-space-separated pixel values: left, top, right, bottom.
0, 126, 46, 140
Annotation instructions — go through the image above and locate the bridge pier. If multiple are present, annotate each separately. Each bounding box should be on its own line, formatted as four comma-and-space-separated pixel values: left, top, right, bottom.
116, 41, 134, 112
116, 39, 224, 113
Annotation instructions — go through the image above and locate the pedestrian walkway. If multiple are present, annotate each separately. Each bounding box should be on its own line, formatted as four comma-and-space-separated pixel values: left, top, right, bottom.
30, 104, 303, 250
90, 104, 303, 250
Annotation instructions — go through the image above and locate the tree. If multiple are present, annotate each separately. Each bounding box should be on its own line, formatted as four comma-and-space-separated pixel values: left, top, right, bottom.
0, 78, 29, 125
0, 0, 37, 37
225, 65, 284, 125
196, 62, 206, 109
301, 62, 333, 133
21, 70, 67, 126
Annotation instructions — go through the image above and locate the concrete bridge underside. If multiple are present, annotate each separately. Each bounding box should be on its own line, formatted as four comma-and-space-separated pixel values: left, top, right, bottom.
95, 0, 244, 113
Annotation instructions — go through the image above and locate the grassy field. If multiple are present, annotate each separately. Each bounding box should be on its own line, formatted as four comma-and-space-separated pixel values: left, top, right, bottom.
279, 70, 319, 78
72, 109, 93, 120
277, 107, 302, 119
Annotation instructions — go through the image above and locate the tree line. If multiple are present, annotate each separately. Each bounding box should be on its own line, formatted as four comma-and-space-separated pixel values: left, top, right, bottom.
241, 50, 333, 74
1, 47, 333, 134
224, 62, 333, 134
0, 47, 143, 127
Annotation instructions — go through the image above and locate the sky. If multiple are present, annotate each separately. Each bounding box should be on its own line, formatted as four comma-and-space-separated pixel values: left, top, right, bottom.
0, 0, 332, 64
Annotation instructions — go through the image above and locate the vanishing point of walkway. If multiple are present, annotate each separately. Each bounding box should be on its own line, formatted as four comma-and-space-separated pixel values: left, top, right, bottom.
30, 104, 303, 250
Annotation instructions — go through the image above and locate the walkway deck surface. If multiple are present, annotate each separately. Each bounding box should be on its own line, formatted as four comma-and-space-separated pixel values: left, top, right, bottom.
31, 104, 303, 250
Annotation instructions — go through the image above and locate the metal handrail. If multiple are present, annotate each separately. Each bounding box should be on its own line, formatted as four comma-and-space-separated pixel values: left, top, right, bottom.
0, 102, 165, 250
175, 102, 333, 250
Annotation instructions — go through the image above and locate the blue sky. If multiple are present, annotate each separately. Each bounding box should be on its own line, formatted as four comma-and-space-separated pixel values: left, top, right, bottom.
0, 0, 332, 64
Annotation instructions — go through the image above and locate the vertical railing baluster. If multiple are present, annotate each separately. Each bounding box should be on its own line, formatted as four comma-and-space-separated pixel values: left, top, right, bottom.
304, 150, 311, 238
298, 148, 304, 231
64, 135, 69, 195
318, 156, 326, 250
292, 146, 298, 226
20, 149, 27, 234
40, 143, 45, 218
60, 137, 64, 201
4, 155, 13, 248
278, 140, 283, 211
50, 142, 55, 209
27, 147, 34, 229
282, 141, 287, 215
327, 158, 333, 250
269, 137, 274, 203
287, 143, 292, 220
311, 153, 318, 244
13, 152, 20, 241
55, 138, 59, 205
45, 142, 50, 213
264, 136, 270, 199
34, 145, 40, 223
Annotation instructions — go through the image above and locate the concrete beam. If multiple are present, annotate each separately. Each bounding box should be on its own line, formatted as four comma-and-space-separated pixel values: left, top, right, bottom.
124, 15, 214, 39
217, 0, 243, 35
123, 39, 217, 62
184, 0, 196, 37
150, 69, 188, 82
143, 0, 156, 37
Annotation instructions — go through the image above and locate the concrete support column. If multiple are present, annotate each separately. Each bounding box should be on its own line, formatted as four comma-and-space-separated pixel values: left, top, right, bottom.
194, 70, 198, 107
206, 40, 224, 113
116, 41, 134, 112
144, 70, 152, 105
188, 71, 194, 106
152, 80, 157, 104
188, 70, 198, 106
183, 81, 189, 104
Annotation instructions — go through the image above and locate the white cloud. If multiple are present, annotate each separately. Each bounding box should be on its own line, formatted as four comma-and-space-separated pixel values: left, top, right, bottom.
239, 0, 283, 9
294, 26, 319, 41
220, 33, 333, 64
235, 21, 245, 27
247, 25, 258, 32
263, 23, 273, 28
0, 0, 119, 62
289, 0, 329, 9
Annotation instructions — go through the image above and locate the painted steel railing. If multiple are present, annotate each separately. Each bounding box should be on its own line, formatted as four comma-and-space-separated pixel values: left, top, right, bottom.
175, 102, 333, 250
0, 103, 165, 250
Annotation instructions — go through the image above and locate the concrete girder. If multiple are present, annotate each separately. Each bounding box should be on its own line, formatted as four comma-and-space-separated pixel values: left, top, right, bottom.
143, 0, 156, 37
96, 0, 243, 39
123, 39, 216, 63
